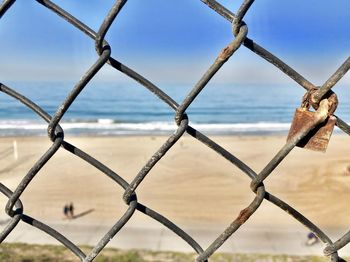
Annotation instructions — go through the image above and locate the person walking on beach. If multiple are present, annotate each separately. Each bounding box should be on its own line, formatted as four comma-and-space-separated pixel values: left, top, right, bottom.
63, 204, 69, 219
69, 202, 74, 219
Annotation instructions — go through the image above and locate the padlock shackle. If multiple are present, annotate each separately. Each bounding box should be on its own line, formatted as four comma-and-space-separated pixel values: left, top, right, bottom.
301, 88, 338, 116
301, 90, 313, 110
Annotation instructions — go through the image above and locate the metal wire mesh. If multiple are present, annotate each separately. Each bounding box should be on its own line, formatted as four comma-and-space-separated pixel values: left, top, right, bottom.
1, 0, 350, 261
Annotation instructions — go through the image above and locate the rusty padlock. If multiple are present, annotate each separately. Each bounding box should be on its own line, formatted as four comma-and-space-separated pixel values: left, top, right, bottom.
287, 89, 337, 152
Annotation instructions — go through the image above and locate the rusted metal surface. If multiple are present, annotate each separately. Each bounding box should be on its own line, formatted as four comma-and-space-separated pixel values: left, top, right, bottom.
287, 90, 338, 152
287, 108, 336, 152
0, 0, 350, 261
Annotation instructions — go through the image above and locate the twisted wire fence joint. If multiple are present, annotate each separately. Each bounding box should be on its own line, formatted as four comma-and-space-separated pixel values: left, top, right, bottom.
0, 0, 350, 261
286, 89, 338, 152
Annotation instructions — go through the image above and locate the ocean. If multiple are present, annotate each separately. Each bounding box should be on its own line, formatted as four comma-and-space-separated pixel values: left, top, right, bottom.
0, 82, 349, 136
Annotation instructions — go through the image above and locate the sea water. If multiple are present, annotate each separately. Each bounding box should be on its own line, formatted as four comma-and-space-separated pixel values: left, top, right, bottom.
0, 81, 349, 136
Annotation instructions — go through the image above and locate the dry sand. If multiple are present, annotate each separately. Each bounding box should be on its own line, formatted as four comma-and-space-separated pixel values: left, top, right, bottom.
0, 134, 349, 232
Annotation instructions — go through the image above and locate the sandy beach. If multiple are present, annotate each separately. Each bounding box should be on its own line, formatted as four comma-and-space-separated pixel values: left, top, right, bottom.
0, 134, 349, 231
0, 135, 350, 227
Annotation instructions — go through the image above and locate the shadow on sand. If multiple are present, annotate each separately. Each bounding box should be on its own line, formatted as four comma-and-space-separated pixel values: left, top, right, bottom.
71, 209, 95, 220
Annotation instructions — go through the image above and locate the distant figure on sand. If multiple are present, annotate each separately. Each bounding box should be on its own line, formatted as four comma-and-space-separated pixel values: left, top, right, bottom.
306, 232, 319, 246
63, 204, 69, 219
69, 202, 74, 218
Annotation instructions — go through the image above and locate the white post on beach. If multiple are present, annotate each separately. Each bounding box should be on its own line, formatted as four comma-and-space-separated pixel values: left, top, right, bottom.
13, 140, 18, 160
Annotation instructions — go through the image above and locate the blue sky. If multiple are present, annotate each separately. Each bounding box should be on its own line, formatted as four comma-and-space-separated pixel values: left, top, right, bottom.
0, 0, 349, 86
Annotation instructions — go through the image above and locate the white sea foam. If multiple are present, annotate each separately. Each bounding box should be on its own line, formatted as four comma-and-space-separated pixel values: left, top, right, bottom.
0, 119, 293, 135
97, 119, 114, 124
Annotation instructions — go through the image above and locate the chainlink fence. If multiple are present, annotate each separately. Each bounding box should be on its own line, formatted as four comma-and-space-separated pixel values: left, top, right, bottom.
1, 0, 350, 261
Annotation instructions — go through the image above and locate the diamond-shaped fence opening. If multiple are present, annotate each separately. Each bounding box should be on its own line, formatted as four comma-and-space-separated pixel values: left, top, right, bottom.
1, 0, 350, 261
